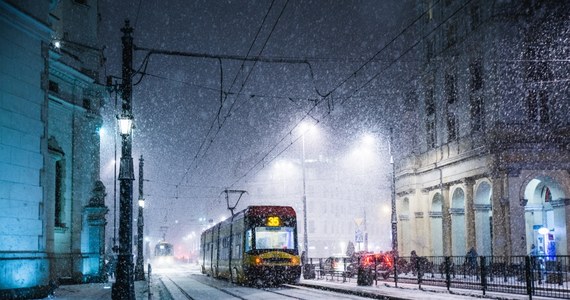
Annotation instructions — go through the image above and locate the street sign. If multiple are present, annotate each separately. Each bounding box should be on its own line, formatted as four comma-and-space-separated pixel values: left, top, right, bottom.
355, 229, 363, 242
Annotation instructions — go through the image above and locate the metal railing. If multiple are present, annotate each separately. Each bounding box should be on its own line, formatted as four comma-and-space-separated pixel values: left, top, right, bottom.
304, 255, 570, 299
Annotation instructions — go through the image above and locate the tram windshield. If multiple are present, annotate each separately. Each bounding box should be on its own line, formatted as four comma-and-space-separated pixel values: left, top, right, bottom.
252, 226, 295, 250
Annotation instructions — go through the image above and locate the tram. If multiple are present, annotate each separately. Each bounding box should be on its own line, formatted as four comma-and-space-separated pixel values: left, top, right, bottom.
200, 206, 301, 285
153, 241, 175, 266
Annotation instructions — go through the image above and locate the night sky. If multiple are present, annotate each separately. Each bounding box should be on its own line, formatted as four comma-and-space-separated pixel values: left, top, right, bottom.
98, 0, 415, 249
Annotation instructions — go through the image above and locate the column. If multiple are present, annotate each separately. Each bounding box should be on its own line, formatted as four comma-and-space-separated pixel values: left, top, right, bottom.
491, 174, 507, 257
507, 171, 526, 256
464, 178, 476, 251
442, 185, 452, 256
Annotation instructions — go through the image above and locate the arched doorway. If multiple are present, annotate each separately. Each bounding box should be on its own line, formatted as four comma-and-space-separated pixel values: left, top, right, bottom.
451, 188, 466, 256
523, 176, 568, 256
430, 193, 443, 256
474, 181, 492, 256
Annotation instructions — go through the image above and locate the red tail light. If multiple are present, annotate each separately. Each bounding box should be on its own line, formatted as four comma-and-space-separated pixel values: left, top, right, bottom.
384, 255, 393, 267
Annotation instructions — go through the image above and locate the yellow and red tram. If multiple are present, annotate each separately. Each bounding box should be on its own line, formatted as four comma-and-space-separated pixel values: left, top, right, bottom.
200, 206, 301, 285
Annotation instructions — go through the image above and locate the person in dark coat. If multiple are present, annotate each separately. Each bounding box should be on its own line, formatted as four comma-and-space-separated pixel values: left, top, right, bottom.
465, 247, 478, 274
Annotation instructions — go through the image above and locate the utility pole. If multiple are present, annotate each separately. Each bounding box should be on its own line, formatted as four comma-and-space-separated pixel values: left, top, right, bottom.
134, 155, 145, 281
112, 19, 135, 300
389, 128, 398, 255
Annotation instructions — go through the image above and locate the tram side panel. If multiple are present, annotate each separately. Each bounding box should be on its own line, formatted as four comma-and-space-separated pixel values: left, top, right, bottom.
230, 216, 245, 282
200, 227, 212, 275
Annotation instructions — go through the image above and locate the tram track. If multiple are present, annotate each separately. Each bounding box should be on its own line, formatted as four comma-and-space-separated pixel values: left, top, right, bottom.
162, 274, 319, 299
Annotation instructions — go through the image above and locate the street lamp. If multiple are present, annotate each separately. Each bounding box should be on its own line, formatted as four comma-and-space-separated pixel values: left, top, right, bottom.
112, 20, 135, 300
389, 128, 398, 256
300, 123, 309, 259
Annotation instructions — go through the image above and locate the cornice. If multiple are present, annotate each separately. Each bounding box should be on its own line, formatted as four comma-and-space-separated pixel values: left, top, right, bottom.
0, 1, 52, 41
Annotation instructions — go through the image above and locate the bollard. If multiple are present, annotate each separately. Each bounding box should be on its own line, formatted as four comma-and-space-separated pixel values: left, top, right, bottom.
445, 257, 451, 291
525, 256, 533, 300
480, 256, 487, 296
147, 263, 152, 300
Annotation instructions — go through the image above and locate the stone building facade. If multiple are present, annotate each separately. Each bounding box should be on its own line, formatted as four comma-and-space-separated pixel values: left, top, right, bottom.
394, 0, 570, 258
0, 0, 106, 298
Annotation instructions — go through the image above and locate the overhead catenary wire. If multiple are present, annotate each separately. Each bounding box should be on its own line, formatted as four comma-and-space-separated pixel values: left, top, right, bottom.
194, 0, 292, 161
228, 0, 482, 188
130, 0, 486, 193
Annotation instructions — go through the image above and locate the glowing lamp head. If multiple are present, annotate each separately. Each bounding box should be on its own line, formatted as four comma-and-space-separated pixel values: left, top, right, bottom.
117, 114, 133, 135
138, 199, 145, 208
538, 227, 549, 235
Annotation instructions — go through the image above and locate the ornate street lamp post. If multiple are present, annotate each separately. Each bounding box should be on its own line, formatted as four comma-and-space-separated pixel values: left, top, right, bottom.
112, 20, 135, 300
301, 129, 308, 259
134, 155, 145, 281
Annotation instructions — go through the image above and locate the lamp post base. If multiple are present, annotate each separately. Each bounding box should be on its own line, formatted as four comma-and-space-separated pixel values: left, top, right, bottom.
134, 263, 145, 281
111, 254, 135, 300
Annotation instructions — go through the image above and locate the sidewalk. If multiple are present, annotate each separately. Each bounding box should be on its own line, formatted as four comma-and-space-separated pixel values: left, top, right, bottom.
36, 277, 149, 300
38, 275, 553, 299
298, 277, 552, 300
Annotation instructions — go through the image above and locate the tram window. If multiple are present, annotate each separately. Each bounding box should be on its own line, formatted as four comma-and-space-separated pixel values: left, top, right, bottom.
245, 230, 253, 252
254, 227, 295, 250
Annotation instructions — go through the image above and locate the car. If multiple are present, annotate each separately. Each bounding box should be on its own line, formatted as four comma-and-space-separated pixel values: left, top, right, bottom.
359, 252, 394, 280
320, 256, 355, 276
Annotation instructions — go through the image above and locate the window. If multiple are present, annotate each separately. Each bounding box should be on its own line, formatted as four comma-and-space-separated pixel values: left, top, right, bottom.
426, 39, 434, 61
83, 98, 91, 110
426, 118, 436, 148
447, 112, 457, 141
445, 73, 457, 104
425, 86, 435, 116
254, 226, 295, 250
245, 229, 252, 252
446, 22, 457, 47
525, 46, 551, 124
526, 89, 549, 123
470, 3, 480, 30
49, 80, 59, 93
55, 160, 65, 227
426, 0, 434, 22
470, 94, 483, 131
469, 60, 483, 92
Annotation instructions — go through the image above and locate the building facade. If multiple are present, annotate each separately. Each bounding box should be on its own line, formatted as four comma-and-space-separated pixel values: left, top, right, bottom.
394, 0, 570, 258
0, 0, 106, 298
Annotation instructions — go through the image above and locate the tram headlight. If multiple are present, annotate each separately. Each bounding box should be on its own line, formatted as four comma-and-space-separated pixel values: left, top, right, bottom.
291, 256, 299, 265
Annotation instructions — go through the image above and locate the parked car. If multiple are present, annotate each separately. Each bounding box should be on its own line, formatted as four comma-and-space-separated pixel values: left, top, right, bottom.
321, 256, 356, 276
359, 252, 394, 280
